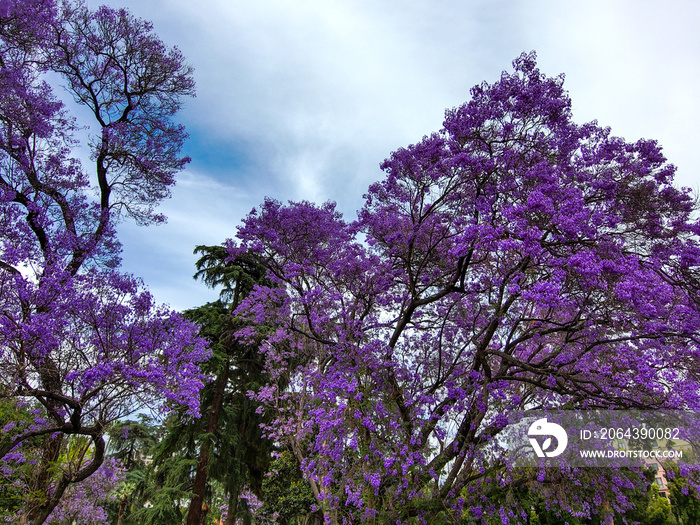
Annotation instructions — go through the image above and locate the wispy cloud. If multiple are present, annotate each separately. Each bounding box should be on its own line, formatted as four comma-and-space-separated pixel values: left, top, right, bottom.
96, 0, 700, 310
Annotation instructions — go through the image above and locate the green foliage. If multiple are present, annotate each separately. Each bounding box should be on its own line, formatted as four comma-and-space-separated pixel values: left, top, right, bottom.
666, 462, 700, 525
107, 416, 161, 471
644, 485, 672, 525
104, 415, 175, 524
193, 245, 270, 306
261, 450, 316, 525
114, 246, 277, 525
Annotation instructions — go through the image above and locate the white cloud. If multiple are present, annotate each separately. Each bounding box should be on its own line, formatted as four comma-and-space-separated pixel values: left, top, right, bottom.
117, 170, 253, 310
94, 0, 700, 309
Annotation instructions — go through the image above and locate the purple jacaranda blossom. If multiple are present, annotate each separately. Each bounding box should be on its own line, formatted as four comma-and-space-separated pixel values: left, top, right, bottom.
227, 52, 700, 523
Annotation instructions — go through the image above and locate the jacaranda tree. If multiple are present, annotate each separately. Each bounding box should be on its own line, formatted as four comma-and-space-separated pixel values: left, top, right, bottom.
228, 53, 700, 523
0, 1, 207, 523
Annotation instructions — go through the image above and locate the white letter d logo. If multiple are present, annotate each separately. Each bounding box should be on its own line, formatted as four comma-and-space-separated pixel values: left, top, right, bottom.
528, 418, 568, 458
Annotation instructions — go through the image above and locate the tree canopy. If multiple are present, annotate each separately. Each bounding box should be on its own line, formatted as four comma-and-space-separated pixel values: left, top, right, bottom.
0, 1, 206, 523
227, 52, 700, 523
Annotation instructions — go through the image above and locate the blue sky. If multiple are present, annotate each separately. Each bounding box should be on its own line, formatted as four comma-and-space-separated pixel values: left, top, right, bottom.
90, 0, 700, 311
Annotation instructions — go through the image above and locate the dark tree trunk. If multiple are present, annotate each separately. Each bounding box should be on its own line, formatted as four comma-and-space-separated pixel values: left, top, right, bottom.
186, 361, 229, 525
225, 486, 239, 525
